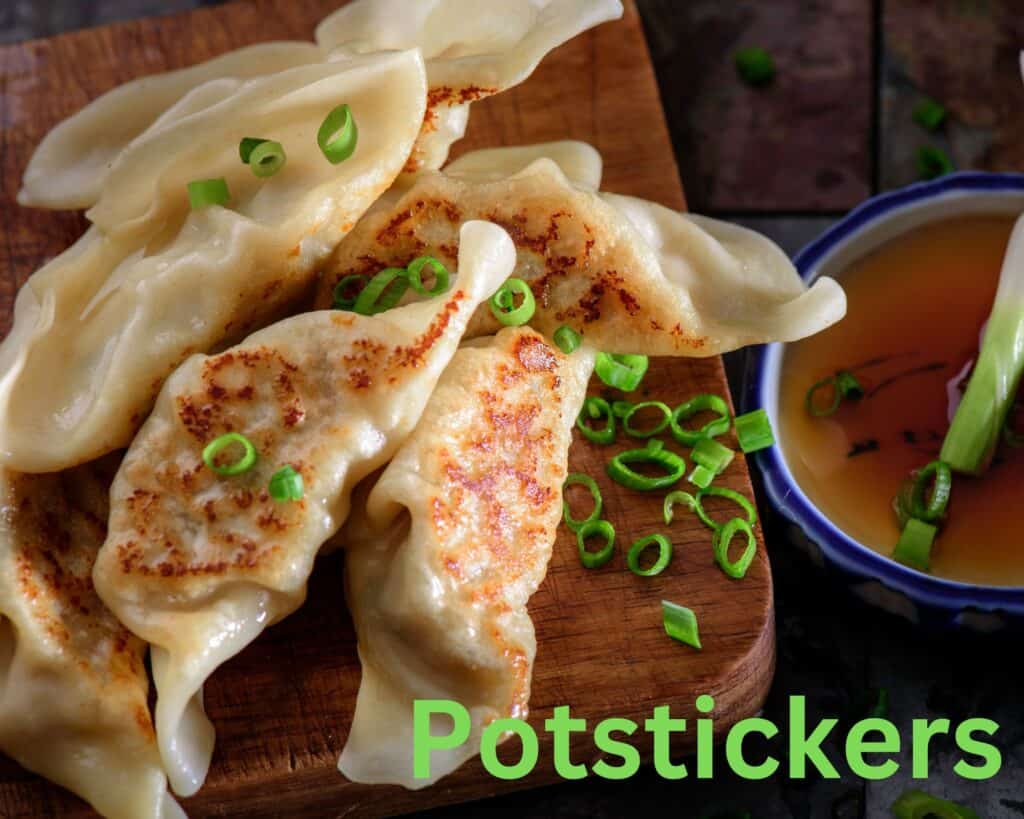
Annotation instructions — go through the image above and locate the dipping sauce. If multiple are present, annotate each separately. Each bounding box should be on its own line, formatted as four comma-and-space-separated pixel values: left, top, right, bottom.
779, 214, 1024, 585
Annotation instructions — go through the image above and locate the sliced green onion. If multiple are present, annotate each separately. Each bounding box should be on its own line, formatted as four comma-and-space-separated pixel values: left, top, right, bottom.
622, 401, 672, 439
691, 437, 735, 475
892, 789, 979, 819
805, 376, 842, 417
248, 139, 286, 178
909, 460, 952, 522
562, 473, 602, 532
553, 325, 581, 354
734, 408, 775, 453
576, 396, 616, 445
892, 475, 916, 529
239, 137, 267, 164
318, 103, 358, 164
576, 519, 615, 569
695, 486, 757, 532
916, 145, 954, 180
611, 400, 633, 418
332, 274, 369, 310
607, 439, 686, 491
713, 517, 757, 580
913, 98, 947, 132
202, 432, 257, 476
594, 352, 649, 392
405, 256, 449, 297
489, 278, 536, 326
835, 370, 864, 400
893, 518, 938, 572
268, 465, 304, 501
688, 463, 716, 490
734, 47, 775, 87
187, 177, 230, 210
662, 600, 701, 649
663, 490, 697, 524
352, 268, 409, 315
670, 394, 731, 446
627, 534, 672, 577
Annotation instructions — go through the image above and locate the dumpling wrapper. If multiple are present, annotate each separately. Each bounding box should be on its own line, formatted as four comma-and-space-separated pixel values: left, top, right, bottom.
18, 41, 323, 210
317, 0, 624, 174
0, 50, 427, 474
0, 461, 183, 819
92, 221, 516, 797
315, 156, 846, 354
340, 326, 593, 788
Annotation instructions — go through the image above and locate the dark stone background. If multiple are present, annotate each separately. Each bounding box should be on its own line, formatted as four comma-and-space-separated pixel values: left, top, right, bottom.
3, 1, 1024, 816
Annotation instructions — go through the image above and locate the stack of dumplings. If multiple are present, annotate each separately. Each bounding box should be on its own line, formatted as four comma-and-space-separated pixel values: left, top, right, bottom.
0, 0, 845, 816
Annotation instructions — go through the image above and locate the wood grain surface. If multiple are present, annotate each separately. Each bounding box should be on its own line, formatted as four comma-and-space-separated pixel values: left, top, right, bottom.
0, 1, 774, 816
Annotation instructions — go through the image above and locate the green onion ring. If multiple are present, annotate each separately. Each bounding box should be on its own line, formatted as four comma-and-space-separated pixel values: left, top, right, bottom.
576, 396, 616, 445
611, 400, 634, 419
622, 401, 672, 439
606, 439, 686, 491
835, 370, 864, 400
202, 432, 257, 476
576, 519, 616, 569
594, 352, 649, 392
268, 465, 304, 501
187, 177, 230, 210
662, 600, 701, 649
405, 255, 450, 297
352, 268, 410, 315
248, 139, 287, 178
239, 137, 267, 163
332, 274, 369, 310
805, 376, 842, 417
694, 485, 757, 532
909, 460, 952, 522
318, 103, 358, 164
627, 534, 673, 577
670, 394, 731, 446
489, 278, 536, 326
562, 473, 603, 532
553, 325, 581, 354
892, 788, 979, 819
713, 518, 757, 579
663, 490, 697, 525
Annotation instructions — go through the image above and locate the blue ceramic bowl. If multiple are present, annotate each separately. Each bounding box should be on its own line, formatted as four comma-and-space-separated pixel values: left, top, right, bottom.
742, 172, 1024, 631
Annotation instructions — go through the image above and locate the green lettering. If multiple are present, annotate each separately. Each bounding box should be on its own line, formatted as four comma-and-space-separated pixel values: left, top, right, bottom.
954, 718, 1001, 780
696, 694, 715, 779
911, 718, 950, 779
725, 717, 779, 780
845, 718, 900, 780
592, 717, 641, 780
479, 718, 539, 780
644, 705, 688, 779
413, 699, 471, 779
788, 695, 839, 779
544, 705, 587, 780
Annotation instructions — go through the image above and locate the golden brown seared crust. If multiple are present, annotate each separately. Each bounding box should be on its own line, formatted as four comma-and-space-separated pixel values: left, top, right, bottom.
1, 460, 148, 702
402, 85, 497, 174
314, 163, 710, 353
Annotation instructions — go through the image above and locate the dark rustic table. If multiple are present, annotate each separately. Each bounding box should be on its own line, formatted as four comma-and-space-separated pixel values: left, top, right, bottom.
3, 2, 1023, 817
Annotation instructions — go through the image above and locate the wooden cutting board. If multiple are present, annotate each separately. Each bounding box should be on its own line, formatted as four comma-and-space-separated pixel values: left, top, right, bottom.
0, 2, 775, 816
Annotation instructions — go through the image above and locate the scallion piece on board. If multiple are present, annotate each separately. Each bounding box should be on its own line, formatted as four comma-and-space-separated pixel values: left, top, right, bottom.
576, 396, 616, 445
248, 140, 287, 177
622, 401, 672, 439
352, 268, 409, 315
489, 278, 536, 326
913, 98, 947, 132
916, 145, 954, 180
607, 439, 686, 491
662, 600, 701, 649
734, 47, 775, 87
595, 352, 649, 392
187, 177, 230, 209
576, 519, 615, 569
670, 393, 731, 445
909, 460, 952, 522
892, 518, 938, 572
318, 103, 358, 164
627, 534, 672, 577
663, 490, 697, 525
202, 432, 257, 476
713, 517, 757, 580
694, 485, 758, 532
734, 408, 775, 453
553, 325, 581, 354
268, 465, 304, 501
688, 463, 716, 490
691, 436, 735, 475
892, 789, 979, 819
941, 214, 1024, 474
562, 473, 603, 532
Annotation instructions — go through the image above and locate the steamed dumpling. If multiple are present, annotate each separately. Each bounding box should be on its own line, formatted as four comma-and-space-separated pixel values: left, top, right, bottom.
18, 41, 323, 210
92, 221, 515, 798
0, 50, 427, 473
340, 327, 593, 788
0, 460, 183, 819
316, 0, 624, 173
315, 155, 846, 354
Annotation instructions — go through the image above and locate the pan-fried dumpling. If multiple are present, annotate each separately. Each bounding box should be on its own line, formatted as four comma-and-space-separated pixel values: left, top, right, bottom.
314, 156, 845, 354
316, 0, 624, 173
0, 461, 183, 819
443, 140, 603, 191
92, 221, 515, 797
19, 41, 323, 210
339, 327, 593, 788
0, 50, 427, 474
